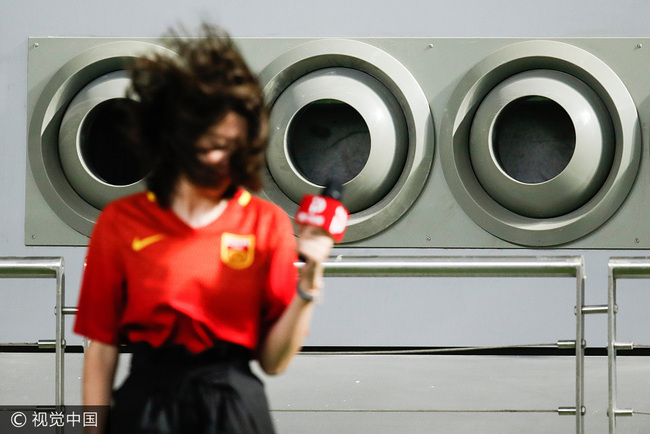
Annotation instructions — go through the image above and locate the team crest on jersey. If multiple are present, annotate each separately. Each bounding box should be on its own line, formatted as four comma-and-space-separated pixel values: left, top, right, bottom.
221, 233, 256, 269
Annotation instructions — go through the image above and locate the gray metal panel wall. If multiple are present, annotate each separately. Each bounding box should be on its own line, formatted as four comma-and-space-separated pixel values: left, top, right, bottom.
2, 0, 650, 347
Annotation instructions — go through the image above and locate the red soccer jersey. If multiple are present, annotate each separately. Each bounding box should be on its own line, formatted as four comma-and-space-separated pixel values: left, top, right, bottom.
73, 190, 299, 354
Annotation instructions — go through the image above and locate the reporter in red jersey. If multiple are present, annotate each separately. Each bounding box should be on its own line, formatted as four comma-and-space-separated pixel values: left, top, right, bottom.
74, 24, 333, 434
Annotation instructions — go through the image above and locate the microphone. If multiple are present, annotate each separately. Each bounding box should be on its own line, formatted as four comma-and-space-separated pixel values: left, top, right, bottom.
295, 180, 349, 243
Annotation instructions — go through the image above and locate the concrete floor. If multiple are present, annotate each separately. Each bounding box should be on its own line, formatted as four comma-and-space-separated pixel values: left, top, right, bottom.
1, 352, 649, 433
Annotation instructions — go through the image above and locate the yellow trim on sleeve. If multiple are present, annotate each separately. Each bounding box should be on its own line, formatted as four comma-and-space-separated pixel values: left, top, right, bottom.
238, 190, 252, 207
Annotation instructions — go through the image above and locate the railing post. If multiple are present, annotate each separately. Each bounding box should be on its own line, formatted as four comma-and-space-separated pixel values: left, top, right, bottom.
575, 266, 586, 434
608, 261, 617, 434
606, 257, 650, 433
55, 260, 65, 406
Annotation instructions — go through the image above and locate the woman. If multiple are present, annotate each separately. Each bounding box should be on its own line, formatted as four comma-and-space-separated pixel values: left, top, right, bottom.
74, 25, 333, 434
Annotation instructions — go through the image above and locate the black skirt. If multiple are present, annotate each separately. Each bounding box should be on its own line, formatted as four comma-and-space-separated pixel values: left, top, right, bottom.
109, 342, 276, 434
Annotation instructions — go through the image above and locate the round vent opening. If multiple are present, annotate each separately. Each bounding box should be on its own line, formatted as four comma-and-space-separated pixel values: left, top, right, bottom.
287, 99, 371, 186
493, 96, 576, 184
80, 98, 146, 186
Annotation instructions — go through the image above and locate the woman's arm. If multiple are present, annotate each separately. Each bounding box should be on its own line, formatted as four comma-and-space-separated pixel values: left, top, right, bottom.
82, 340, 119, 405
257, 280, 316, 375
257, 226, 332, 375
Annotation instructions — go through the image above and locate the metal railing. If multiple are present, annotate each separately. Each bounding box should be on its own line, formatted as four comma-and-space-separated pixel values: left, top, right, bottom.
0, 257, 65, 406
1, 254, 591, 433
607, 257, 650, 433
322, 255, 588, 434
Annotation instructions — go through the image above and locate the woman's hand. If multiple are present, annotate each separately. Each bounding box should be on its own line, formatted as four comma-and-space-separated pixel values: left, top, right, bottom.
296, 225, 334, 295
297, 225, 334, 263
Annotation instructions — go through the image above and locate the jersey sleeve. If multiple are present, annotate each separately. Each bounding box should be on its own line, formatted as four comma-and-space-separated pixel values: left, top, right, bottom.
260, 208, 298, 337
73, 205, 127, 345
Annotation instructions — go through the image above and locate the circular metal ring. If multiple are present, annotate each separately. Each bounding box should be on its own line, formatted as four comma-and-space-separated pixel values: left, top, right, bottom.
441, 40, 641, 246
28, 41, 175, 237
259, 39, 434, 243
268, 67, 408, 213
469, 69, 614, 218
59, 70, 146, 210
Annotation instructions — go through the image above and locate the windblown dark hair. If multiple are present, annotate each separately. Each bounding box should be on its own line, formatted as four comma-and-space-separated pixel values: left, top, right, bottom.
125, 24, 268, 207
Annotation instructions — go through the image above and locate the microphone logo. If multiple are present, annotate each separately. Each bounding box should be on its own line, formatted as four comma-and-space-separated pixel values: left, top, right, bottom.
308, 196, 327, 214
329, 206, 348, 236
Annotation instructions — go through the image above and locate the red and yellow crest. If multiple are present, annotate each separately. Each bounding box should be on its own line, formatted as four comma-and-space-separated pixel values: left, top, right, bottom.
220, 233, 255, 269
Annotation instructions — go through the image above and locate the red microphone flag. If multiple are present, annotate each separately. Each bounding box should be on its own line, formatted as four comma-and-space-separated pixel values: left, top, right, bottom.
295, 195, 349, 242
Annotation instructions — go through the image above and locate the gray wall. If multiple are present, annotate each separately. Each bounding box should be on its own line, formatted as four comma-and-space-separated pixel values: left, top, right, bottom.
1, 0, 650, 350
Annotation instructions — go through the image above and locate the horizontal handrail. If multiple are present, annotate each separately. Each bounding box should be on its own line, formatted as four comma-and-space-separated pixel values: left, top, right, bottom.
0, 257, 63, 278
322, 255, 583, 278
609, 257, 650, 279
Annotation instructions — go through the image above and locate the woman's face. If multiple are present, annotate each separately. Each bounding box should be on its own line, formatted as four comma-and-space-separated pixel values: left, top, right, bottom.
195, 111, 247, 166
186, 111, 248, 189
